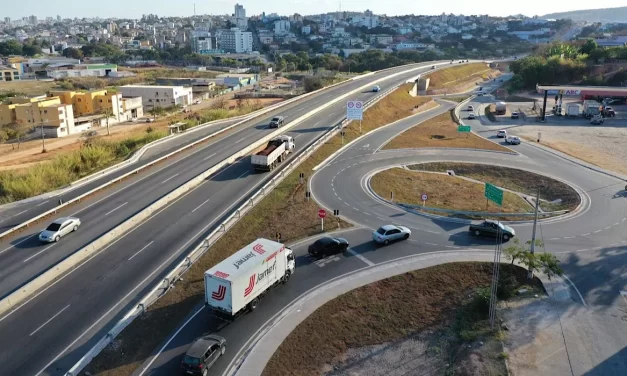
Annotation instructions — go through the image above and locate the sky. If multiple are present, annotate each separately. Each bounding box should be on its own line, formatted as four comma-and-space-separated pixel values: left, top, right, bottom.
4, 0, 627, 20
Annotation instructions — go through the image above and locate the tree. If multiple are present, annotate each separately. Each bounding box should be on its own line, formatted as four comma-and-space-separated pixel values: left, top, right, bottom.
580, 39, 598, 55
22, 43, 42, 57
0, 40, 23, 56
62, 47, 84, 60
303, 76, 323, 92
503, 238, 544, 265
286, 62, 296, 72
504, 238, 563, 280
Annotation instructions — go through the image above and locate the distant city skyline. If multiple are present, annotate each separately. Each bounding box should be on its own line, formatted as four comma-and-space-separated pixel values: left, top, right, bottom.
3, 0, 626, 20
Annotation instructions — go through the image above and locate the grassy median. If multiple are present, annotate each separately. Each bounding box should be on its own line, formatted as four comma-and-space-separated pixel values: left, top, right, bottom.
428, 63, 497, 90
262, 262, 542, 376
383, 111, 510, 152
87, 85, 437, 375
370, 168, 531, 216
411, 162, 580, 212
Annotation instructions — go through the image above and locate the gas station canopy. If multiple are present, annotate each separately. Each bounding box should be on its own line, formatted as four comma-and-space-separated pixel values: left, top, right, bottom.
536, 85, 627, 97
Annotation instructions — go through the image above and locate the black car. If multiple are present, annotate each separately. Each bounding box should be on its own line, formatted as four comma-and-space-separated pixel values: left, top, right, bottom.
181, 334, 226, 376
308, 237, 349, 258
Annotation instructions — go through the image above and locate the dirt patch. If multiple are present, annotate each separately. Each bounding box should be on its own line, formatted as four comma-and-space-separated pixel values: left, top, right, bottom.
411, 162, 581, 212
262, 262, 542, 376
0, 80, 58, 95
86, 84, 436, 376
370, 168, 532, 216
383, 111, 510, 152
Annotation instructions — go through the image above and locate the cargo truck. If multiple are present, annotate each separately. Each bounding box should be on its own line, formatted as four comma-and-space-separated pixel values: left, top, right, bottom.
204, 238, 296, 317
251, 135, 295, 171
567, 104, 580, 117
495, 102, 507, 115
583, 100, 602, 118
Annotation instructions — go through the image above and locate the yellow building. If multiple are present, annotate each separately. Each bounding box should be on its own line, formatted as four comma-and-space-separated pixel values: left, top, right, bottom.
48, 90, 122, 117
0, 65, 20, 81
0, 96, 75, 137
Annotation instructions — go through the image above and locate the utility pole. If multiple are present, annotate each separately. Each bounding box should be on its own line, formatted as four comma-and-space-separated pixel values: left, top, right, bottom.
528, 187, 541, 279
489, 225, 502, 330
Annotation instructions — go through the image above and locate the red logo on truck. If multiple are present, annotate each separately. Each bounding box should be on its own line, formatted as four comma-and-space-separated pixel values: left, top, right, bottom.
244, 275, 256, 297
214, 271, 230, 279
252, 243, 266, 255
211, 285, 226, 301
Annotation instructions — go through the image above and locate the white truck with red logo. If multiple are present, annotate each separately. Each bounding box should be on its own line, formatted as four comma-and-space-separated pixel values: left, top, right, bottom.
204, 238, 296, 316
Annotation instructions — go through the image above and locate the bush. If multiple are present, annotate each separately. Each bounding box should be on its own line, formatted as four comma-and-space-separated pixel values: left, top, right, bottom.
497, 273, 518, 300
471, 286, 491, 316
303, 76, 323, 92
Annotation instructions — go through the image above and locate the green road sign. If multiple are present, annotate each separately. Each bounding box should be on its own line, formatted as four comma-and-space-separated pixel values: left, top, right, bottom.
457, 125, 471, 133
484, 183, 503, 206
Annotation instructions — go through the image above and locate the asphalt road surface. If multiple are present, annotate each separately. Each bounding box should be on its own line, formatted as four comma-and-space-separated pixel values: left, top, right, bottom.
136, 84, 627, 376
0, 61, 454, 376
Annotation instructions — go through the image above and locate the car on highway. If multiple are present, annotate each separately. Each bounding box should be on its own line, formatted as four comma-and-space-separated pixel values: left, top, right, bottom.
372, 225, 411, 245
467, 105, 474, 111
431, 65, 435, 69
308, 237, 349, 258
468, 113, 476, 120
511, 112, 520, 119
181, 334, 226, 376
268, 116, 284, 128
469, 220, 515, 241
38, 217, 81, 243
372, 85, 381, 92
505, 136, 521, 145
477, 92, 484, 97
496, 129, 507, 138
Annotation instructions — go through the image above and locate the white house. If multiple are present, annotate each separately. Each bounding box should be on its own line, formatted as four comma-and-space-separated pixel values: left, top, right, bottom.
120, 85, 193, 109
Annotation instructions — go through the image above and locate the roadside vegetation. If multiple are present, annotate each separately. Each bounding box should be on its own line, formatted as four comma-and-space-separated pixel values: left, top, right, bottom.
262, 262, 544, 376
484, 104, 498, 121
383, 111, 510, 151
86, 84, 437, 376
427, 63, 497, 90
370, 168, 532, 216
411, 162, 581, 212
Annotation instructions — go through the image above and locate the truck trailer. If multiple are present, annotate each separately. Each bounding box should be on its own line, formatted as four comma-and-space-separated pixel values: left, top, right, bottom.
251, 135, 295, 171
495, 102, 507, 115
204, 238, 296, 317
567, 104, 580, 117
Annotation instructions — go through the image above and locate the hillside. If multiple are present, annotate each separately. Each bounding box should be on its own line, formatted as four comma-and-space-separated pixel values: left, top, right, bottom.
542, 6, 627, 23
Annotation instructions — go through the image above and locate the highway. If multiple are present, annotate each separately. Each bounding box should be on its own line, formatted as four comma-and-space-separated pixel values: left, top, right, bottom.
135, 84, 627, 376
0, 61, 449, 376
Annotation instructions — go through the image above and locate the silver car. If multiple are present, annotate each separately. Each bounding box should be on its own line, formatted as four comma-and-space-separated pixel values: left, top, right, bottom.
372, 225, 411, 245
39, 217, 81, 243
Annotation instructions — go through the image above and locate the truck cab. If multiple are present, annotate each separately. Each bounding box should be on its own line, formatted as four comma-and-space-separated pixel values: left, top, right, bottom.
591, 114, 604, 125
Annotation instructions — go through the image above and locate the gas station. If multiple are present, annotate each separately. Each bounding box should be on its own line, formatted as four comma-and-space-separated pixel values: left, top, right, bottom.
535, 85, 627, 121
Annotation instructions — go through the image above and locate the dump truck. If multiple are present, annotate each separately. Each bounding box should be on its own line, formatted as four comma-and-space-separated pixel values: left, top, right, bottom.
495, 102, 507, 115
204, 238, 296, 316
251, 135, 295, 171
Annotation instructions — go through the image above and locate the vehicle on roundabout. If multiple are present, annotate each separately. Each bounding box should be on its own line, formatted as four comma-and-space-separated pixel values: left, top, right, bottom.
496, 129, 507, 138
505, 136, 521, 145
469, 219, 515, 241
180, 334, 226, 376
372, 225, 411, 245
467, 105, 474, 111
39, 217, 81, 243
468, 113, 476, 120
308, 237, 349, 258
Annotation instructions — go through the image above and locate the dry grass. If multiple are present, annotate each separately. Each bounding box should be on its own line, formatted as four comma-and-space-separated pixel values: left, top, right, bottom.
428, 63, 496, 89
383, 111, 511, 152
412, 162, 581, 212
0, 80, 58, 95
86, 84, 435, 376
370, 168, 531, 214
262, 262, 536, 376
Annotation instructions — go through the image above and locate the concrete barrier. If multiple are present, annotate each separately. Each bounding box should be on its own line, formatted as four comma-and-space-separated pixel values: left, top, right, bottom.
61, 61, 422, 376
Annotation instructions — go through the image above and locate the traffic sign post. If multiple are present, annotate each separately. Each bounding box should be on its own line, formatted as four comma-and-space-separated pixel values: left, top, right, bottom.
318, 209, 326, 231
484, 183, 504, 207
457, 125, 471, 133
346, 101, 364, 134
421, 193, 428, 207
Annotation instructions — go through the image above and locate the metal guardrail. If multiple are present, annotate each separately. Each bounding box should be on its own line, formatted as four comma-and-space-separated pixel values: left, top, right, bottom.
63, 80, 400, 376
398, 203, 568, 217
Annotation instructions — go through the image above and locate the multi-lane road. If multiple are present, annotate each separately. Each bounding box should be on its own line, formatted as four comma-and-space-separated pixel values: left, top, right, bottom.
0, 61, 456, 376
132, 83, 627, 375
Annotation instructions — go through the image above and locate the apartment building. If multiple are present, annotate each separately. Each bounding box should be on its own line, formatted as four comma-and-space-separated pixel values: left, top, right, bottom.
46, 63, 117, 79
120, 85, 193, 109
219, 28, 253, 53
0, 65, 20, 81
0, 96, 76, 138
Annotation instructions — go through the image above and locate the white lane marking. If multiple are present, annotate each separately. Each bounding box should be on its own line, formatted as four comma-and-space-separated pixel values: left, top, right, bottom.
364, 212, 371, 216
136, 305, 205, 375
346, 248, 375, 266
425, 242, 438, 246
563, 236, 575, 239
29, 304, 70, 336
202, 152, 217, 161
128, 241, 154, 261
192, 198, 211, 213
547, 237, 560, 240
604, 226, 612, 230
23, 243, 56, 263
36, 200, 49, 207
445, 245, 461, 249
237, 170, 250, 179
623, 218, 626, 222
105, 202, 128, 216
235, 137, 246, 144
160, 173, 179, 184
614, 222, 620, 226
12, 210, 28, 216
561, 274, 587, 307
593, 230, 602, 234
581, 233, 590, 236
0, 234, 38, 255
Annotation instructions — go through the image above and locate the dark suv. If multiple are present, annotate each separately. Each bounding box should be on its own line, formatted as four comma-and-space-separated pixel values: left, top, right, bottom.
269, 116, 284, 128
181, 334, 226, 376
308, 237, 349, 258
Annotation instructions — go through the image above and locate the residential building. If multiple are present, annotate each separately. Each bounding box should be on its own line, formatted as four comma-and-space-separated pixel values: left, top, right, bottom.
233, 3, 248, 30
595, 36, 627, 47
461, 34, 473, 40
219, 28, 253, 53
48, 89, 143, 124
369, 34, 394, 45
259, 35, 274, 44
46, 63, 117, 79
216, 73, 259, 88
395, 42, 435, 50
289, 14, 303, 23
0, 96, 76, 138
120, 85, 193, 109
0, 65, 20, 81
301, 25, 311, 35
192, 23, 219, 54
274, 20, 291, 35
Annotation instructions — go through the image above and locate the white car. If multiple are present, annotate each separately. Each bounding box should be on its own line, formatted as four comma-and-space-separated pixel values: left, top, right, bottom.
372, 225, 411, 245
39, 217, 81, 243
506, 136, 521, 145
467, 105, 474, 111
497, 129, 507, 138
468, 113, 476, 120
372, 85, 381, 92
